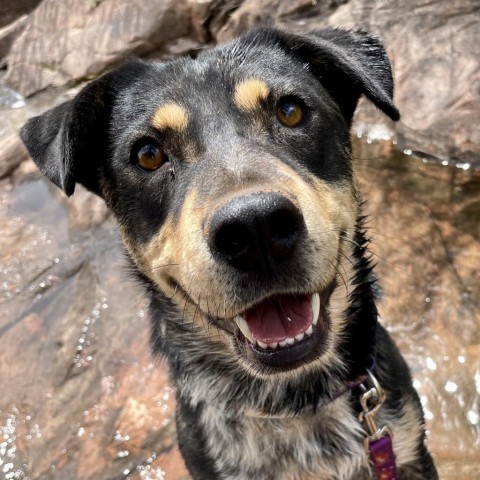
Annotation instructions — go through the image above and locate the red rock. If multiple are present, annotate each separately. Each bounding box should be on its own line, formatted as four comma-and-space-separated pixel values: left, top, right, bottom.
4, 0, 192, 97
0, 132, 30, 179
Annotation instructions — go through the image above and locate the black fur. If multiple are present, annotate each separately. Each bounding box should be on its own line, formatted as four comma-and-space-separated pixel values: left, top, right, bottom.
21, 27, 437, 479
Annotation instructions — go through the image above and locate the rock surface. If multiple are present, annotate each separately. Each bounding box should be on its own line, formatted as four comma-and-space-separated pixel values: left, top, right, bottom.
0, 1, 479, 478
0, 0, 41, 28
307, 0, 480, 166
0, 135, 479, 479
0, 132, 30, 179
0, 14, 28, 64
3, 0, 479, 165
4, 0, 193, 97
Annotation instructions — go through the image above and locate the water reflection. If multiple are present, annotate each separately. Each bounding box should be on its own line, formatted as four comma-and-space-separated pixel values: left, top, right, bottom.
0, 92, 479, 477
353, 138, 480, 476
0, 85, 25, 110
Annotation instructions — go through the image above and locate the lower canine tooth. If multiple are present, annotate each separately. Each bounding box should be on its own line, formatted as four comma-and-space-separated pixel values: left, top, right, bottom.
257, 340, 268, 349
295, 333, 305, 342
305, 325, 313, 336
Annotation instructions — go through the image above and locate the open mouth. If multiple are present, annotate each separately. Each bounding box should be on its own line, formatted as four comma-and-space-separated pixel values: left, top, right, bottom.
233, 286, 333, 370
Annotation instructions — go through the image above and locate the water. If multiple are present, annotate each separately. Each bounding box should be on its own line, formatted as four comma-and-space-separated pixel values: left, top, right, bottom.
0, 90, 479, 478
353, 138, 480, 477
0, 85, 25, 110
0, 171, 180, 478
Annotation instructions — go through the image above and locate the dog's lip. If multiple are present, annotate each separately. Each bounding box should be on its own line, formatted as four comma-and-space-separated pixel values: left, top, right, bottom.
167, 275, 323, 335
167, 276, 335, 362
232, 282, 335, 370
237, 319, 328, 369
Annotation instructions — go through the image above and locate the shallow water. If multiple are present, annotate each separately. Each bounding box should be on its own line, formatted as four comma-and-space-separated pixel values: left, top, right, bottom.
0, 94, 479, 478
353, 139, 480, 476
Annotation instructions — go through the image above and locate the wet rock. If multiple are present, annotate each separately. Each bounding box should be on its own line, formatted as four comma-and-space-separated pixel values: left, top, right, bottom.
1, 138, 479, 479
4, 0, 192, 97
66, 186, 111, 232
4, 0, 479, 163
324, 0, 480, 165
0, 83, 25, 109
214, 0, 480, 164
353, 138, 480, 466
0, 173, 189, 479
213, 0, 335, 41
0, 132, 29, 179
0, 14, 28, 64
0, 0, 41, 28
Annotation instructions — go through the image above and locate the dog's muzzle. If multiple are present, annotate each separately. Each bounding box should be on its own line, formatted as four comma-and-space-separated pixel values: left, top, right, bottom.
205, 192, 332, 370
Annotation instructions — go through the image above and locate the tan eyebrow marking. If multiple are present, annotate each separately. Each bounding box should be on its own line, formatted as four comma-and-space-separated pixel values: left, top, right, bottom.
151, 103, 189, 132
234, 78, 270, 111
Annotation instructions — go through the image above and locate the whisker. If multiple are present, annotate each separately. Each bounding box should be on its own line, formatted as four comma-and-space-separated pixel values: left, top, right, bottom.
339, 250, 355, 268
333, 261, 348, 296
368, 230, 418, 245
343, 235, 416, 277
152, 262, 181, 271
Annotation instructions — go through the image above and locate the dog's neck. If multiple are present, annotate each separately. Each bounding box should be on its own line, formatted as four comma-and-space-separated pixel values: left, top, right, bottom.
244, 365, 372, 419
146, 221, 379, 417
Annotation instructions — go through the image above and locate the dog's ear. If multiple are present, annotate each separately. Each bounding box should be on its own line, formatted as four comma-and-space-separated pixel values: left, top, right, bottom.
20, 78, 112, 197
262, 28, 400, 124
20, 60, 145, 197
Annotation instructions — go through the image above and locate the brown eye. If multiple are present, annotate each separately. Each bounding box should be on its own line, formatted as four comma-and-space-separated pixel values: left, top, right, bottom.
136, 143, 165, 171
276, 98, 305, 127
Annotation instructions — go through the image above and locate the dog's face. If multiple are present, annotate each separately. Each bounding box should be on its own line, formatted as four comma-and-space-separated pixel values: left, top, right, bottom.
21, 28, 398, 380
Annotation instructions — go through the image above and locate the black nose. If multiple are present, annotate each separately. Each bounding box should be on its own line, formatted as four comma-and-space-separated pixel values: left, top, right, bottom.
207, 192, 304, 272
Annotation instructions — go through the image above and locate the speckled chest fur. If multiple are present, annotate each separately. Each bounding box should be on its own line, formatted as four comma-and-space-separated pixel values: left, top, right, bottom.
21, 26, 438, 479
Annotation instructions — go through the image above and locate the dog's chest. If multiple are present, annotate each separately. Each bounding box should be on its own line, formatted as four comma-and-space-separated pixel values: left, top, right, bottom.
200, 397, 370, 480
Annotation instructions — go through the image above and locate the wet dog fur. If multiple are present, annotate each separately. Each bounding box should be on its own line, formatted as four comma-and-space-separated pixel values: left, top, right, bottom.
21, 27, 438, 479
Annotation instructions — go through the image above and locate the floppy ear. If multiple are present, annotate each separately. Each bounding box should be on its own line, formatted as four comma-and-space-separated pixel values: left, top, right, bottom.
262, 27, 400, 124
20, 78, 111, 197
20, 60, 146, 197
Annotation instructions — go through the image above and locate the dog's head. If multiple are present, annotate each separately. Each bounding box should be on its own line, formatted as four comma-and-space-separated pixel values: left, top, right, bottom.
21, 28, 398, 389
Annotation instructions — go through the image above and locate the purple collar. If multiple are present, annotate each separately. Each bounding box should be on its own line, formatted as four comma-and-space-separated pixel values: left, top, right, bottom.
357, 369, 398, 480
244, 363, 399, 479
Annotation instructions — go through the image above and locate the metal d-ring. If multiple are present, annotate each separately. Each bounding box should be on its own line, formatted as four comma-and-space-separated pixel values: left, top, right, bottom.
358, 369, 387, 439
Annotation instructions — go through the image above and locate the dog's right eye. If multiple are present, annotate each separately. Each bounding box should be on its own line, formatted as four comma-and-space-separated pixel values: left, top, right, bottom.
134, 143, 166, 171
276, 97, 306, 128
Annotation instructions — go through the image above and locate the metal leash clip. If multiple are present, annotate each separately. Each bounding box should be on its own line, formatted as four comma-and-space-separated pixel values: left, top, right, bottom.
358, 369, 398, 480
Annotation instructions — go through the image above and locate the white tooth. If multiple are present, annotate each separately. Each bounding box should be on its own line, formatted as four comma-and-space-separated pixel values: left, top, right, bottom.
311, 292, 320, 326
268, 342, 278, 349
295, 332, 304, 342
257, 340, 268, 349
279, 340, 288, 347
286, 337, 295, 345
234, 316, 255, 343
305, 325, 313, 336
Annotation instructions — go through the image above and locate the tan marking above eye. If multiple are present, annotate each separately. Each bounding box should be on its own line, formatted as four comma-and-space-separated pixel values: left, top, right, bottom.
152, 103, 189, 131
234, 78, 270, 111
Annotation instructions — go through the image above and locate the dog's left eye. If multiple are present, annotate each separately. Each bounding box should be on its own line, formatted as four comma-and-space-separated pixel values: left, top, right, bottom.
276, 98, 305, 128
135, 143, 166, 171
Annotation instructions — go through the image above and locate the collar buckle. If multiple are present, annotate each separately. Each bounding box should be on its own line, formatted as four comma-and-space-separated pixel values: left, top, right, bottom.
358, 369, 398, 480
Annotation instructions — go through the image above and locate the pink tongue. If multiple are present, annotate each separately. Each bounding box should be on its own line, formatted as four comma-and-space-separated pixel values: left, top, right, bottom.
245, 294, 312, 343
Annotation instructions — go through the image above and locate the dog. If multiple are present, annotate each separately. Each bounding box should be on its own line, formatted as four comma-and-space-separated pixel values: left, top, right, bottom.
20, 27, 438, 480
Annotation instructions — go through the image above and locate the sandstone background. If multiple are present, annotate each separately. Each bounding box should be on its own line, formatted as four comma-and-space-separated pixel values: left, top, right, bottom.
1, 0, 479, 165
